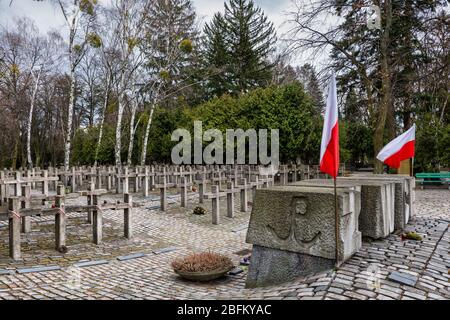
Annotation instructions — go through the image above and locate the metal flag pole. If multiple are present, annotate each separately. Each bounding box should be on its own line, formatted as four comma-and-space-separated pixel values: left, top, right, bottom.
334, 175, 339, 267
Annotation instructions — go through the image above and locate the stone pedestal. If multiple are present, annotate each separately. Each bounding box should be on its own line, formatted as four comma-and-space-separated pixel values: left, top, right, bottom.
245, 185, 361, 288
293, 179, 395, 239
246, 245, 335, 288
348, 174, 415, 230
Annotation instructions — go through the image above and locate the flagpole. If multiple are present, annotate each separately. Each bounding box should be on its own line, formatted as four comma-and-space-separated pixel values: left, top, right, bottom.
334, 176, 339, 267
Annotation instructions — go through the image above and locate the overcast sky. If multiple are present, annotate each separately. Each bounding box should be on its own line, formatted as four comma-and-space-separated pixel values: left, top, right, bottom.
0, 0, 317, 67
0, 0, 294, 33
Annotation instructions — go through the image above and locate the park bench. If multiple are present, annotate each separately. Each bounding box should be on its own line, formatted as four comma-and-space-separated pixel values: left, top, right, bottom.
415, 172, 450, 189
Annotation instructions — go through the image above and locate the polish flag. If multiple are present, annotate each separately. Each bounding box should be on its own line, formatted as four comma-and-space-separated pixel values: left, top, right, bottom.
376, 124, 416, 169
320, 74, 339, 178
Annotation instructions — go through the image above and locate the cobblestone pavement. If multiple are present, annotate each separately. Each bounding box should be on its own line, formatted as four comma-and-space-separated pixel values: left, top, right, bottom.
0, 188, 448, 300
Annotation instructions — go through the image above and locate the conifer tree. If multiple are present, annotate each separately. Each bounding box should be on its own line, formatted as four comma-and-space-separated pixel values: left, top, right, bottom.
202, 13, 230, 98
203, 0, 276, 96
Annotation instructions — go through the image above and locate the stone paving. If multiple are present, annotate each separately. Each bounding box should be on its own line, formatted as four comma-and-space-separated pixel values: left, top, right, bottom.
0, 187, 448, 300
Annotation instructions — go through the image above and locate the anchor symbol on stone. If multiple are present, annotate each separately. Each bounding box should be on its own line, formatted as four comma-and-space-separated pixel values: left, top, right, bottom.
267, 196, 321, 248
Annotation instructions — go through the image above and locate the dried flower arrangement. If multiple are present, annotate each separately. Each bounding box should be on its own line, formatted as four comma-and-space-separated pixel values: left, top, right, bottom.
172, 252, 233, 273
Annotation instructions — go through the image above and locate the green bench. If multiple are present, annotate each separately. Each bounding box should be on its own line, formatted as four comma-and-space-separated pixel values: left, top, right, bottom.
415, 172, 450, 189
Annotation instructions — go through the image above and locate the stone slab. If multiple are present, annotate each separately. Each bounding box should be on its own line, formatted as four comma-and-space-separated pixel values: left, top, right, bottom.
246, 245, 335, 288
229, 267, 244, 276
0, 269, 15, 275
232, 224, 249, 233
388, 271, 418, 287
116, 253, 145, 261
73, 260, 109, 268
17, 265, 61, 274
152, 246, 177, 255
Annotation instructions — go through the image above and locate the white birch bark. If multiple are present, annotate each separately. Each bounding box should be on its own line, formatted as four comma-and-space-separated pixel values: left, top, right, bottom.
140, 98, 157, 166
110, 0, 148, 167
60, 0, 81, 172
94, 75, 110, 167
126, 94, 138, 166
64, 66, 76, 171
26, 69, 42, 169
115, 72, 126, 167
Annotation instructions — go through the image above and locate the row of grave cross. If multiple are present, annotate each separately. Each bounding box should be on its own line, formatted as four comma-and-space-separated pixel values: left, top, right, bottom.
0, 164, 336, 200
0, 183, 133, 260
0, 164, 345, 260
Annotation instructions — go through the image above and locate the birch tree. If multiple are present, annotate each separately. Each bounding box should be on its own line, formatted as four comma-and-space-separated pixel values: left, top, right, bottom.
91, 8, 121, 167
25, 31, 63, 168
107, 0, 148, 167
126, 82, 142, 166
26, 67, 42, 168
125, 57, 146, 166
0, 18, 56, 168
140, 85, 161, 166
93, 65, 111, 166
0, 19, 36, 168
56, 0, 100, 171
139, 0, 198, 165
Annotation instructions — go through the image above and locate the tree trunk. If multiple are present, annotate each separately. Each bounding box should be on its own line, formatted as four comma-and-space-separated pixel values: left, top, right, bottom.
373, 0, 392, 174
27, 70, 41, 169
12, 137, 19, 169
64, 68, 76, 171
115, 73, 126, 167
140, 101, 157, 166
385, 97, 396, 140
127, 96, 138, 166
94, 75, 110, 167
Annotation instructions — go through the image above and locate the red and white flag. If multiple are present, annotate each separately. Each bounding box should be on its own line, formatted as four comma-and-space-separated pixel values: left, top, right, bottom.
320, 74, 340, 178
376, 124, 416, 169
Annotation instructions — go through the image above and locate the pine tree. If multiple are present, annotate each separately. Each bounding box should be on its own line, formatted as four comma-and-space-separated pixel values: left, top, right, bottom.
202, 13, 231, 98
203, 0, 276, 96
225, 0, 276, 93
